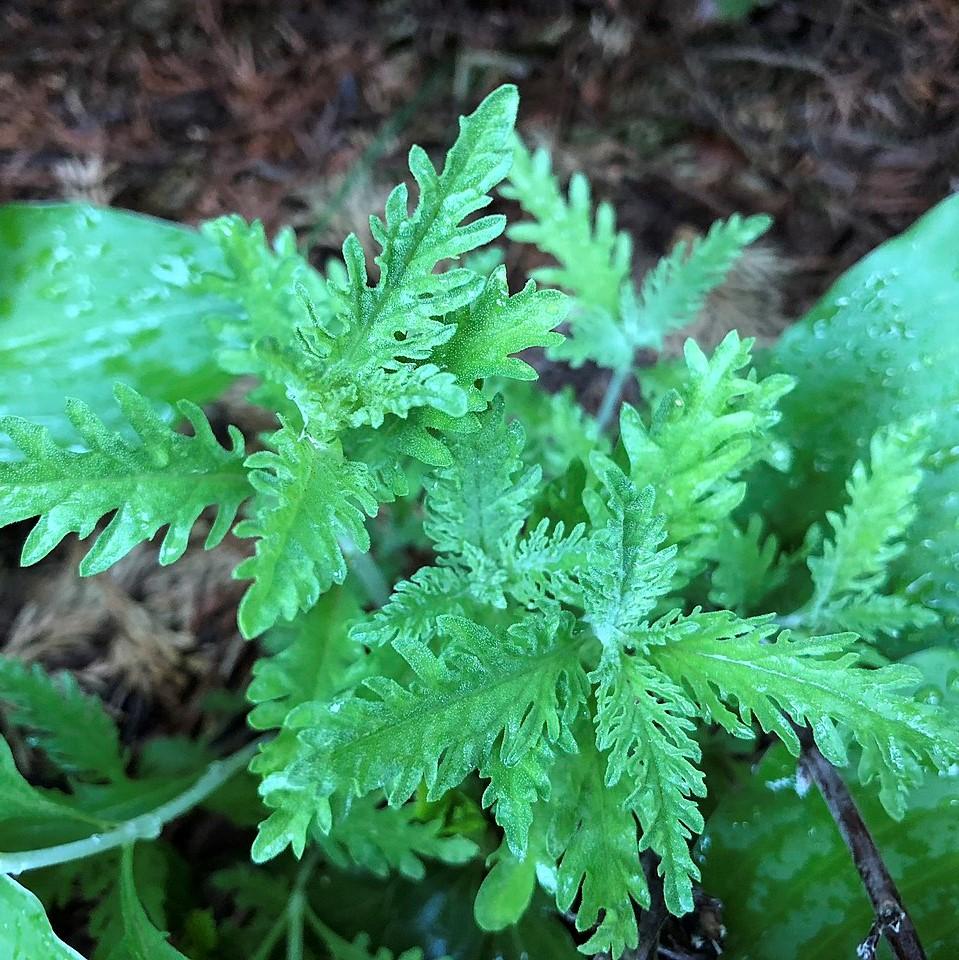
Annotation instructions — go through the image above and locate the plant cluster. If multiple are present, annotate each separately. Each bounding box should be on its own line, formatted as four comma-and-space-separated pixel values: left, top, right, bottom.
0, 85, 956, 959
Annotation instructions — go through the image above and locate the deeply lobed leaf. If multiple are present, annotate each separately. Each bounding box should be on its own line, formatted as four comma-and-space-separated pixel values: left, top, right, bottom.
0, 658, 125, 783
0, 383, 250, 575
253, 614, 588, 861
592, 659, 705, 915
233, 428, 378, 638
652, 624, 959, 818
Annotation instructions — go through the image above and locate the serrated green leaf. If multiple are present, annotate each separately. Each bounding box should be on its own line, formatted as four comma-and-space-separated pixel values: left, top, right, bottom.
423, 398, 539, 559
549, 737, 648, 956
320, 793, 478, 880
581, 464, 675, 656
503, 143, 770, 368
503, 142, 630, 317
805, 418, 934, 636
0, 658, 124, 783
705, 515, 786, 614
652, 622, 959, 818
630, 213, 771, 351
764, 193, 959, 640
592, 658, 704, 915
0, 383, 249, 575
617, 331, 793, 581
349, 566, 474, 649
428, 266, 566, 414
254, 614, 587, 861
234, 428, 377, 638
258, 86, 520, 451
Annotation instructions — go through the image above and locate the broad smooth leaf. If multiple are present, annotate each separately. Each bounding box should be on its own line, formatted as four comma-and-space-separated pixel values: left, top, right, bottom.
0, 203, 234, 459
696, 649, 959, 958
0, 875, 86, 959
763, 194, 959, 639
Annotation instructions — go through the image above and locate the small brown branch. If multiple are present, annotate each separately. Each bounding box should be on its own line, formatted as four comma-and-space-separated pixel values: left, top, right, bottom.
635, 851, 668, 960
796, 726, 925, 960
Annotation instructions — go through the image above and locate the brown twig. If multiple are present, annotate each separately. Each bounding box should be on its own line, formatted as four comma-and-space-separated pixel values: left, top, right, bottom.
634, 851, 668, 960
796, 726, 925, 960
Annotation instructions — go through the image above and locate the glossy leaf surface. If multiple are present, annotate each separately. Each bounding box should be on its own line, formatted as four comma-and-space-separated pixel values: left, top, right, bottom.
0, 203, 234, 459
764, 194, 959, 636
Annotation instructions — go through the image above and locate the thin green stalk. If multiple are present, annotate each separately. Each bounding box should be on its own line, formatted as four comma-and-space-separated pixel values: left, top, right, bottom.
304, 907, 348, 954
339, 536, 391, 608
286, 852, 319, 960
287, 891, 305, 960
596, 364, 632, 432
252, 911, 289, 960
0, 741, 259, 875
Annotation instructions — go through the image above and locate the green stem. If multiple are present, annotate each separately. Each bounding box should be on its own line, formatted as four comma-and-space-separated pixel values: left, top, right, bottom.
596, 364, 632, 432
251, 911, 288, 960
340, 536, 391, 608
304, 907, 347, 954
0, 741, 259, 875
286, 851, 318, 960
287, 891, 305, 960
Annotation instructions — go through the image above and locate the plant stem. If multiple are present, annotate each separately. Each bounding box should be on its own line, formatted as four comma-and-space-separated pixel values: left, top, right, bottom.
0, 740, 259, 876
596, 364, 632, 432
251, 912, 289, 960
796, 726, 926, 960
339, 536, 391, 608
635, 851, 668, 959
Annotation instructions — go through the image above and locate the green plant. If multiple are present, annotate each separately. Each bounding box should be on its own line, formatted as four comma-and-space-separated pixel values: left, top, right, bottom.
0, 85, 956, 959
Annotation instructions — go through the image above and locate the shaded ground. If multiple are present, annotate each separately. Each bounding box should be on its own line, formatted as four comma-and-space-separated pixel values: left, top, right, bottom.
2, 1, 958, 953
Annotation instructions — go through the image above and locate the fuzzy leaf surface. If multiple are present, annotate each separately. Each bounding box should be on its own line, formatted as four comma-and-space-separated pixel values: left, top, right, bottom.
234, 429, 377, 638
0, 658, 125, 782
0, 383, 249, 575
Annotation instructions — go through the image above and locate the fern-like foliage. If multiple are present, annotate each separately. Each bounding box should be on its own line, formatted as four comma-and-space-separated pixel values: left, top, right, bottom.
0, 658, 125, 783
651, 622, 958, 818
615, 331, 794, 581
548, 735, 648, 957
247, 589, 366, 782
802, 418, 937, 640
0, 383, 249, 575
254, 444, 959, 955
250, 84, 524, 449
318, 793, 477, 880
247, 589, 478, 880
503, 139, 630, 317
199, 217, 334, 388
6, 83, 959, 960
255, 613, 588, 861
503, 139, 770, 368
591, 659, 705, 915
215, 85, 568, 634
354, 400, 585, 648
705, 515, 787, 615
233, 428, 378, 639
628, 213, 772, 350
423, 265, 566, 424
581, 465, 676, 656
